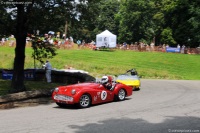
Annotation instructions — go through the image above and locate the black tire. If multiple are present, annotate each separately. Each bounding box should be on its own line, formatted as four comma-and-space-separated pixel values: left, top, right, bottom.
133, 87, 140, 91
56, 102, 67, 108
79, 94, 91, 108
117, 89, 126, 101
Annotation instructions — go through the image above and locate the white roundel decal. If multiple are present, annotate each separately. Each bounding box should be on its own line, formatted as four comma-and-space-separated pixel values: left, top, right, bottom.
101, 91, 107, 100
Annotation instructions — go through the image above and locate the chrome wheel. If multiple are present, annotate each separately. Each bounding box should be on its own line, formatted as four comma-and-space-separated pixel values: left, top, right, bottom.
79, 94, 91, 108
118, 89, 126, 101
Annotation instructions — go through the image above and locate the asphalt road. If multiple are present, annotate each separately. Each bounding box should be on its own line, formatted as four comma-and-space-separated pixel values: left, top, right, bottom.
0, 79, 200, 133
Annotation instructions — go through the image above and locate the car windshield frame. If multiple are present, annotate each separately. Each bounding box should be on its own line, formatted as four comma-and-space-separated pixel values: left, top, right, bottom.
117, 74, 139, 80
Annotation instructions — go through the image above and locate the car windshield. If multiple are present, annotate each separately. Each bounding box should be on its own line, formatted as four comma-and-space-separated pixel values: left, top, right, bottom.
117, 75, 138, 80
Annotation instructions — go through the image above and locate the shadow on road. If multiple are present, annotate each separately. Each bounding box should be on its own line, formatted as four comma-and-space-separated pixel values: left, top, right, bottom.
68, 116, 200, 133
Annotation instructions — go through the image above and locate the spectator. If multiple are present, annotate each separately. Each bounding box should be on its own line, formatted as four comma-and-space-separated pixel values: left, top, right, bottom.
162, 44, 166, 52
70, 36, 73, 43
44, 60, 52, 83
77, 39, 81, 49
69, 36, 74, 47
82, 40, 85, 48
150, 42, 155, 51
181, 45, 185, 54
49, 38, 53, 44
62, 34, 65, 39
123, 42, 127, 50
1, 38, 5, 45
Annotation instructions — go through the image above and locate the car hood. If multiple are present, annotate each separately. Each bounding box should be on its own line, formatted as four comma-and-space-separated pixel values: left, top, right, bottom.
116, 79, 139, 84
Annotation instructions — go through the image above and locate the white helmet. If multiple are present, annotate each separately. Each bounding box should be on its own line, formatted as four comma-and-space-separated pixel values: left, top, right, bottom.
101, 76, 108, 84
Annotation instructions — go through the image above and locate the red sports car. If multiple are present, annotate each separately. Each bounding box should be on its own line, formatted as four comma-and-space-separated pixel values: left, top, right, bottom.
52, 78, 133, 108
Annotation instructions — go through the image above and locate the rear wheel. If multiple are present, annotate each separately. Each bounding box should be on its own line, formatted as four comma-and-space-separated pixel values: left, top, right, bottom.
117, 89, 126, 101
79, 94, 91, 108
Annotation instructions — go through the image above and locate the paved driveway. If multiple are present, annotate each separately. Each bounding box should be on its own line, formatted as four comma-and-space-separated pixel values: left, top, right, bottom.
0, 79, 200, 133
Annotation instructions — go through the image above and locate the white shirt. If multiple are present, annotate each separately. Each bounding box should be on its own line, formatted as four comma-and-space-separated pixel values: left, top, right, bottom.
45, 62, 52, 70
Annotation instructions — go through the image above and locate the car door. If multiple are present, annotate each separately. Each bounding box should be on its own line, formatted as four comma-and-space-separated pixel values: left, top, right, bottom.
93, 84, 114, 104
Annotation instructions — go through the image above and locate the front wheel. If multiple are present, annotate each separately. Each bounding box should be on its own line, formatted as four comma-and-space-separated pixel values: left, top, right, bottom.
117, 89, 126, 101
79, 94, 91, 108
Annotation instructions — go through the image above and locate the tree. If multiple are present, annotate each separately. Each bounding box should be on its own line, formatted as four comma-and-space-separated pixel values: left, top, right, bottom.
5, 0, 93, 93
188, 0, 200, 47
95, 0, 120, 35
161, 0, 190, 46
73, 0, 119, 42
31, 35, 57, 65
2, 0, 200, 49
161, 0, 200, 47
9, 2, 33, 93
117, 0, 156, 44
160, 28, 176, 45
75, 0, 102, 42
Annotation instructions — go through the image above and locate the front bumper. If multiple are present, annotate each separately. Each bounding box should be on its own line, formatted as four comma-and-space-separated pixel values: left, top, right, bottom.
53, 94, 74, 104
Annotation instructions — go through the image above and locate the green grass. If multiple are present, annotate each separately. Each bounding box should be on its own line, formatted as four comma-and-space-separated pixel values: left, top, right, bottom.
0, 46, 200, 80
0, 46, 199, 95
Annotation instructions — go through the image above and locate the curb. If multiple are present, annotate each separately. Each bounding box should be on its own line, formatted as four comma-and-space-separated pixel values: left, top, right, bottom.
0, 90, 52, 109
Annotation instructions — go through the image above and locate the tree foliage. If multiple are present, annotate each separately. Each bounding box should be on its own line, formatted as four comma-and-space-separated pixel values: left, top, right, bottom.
1, 0, 200, 47
116, 0, 156, 44
0, 3, 15, 38
161, 28, 176, 45
31, 36, 57, 64
95, 0, 120, 35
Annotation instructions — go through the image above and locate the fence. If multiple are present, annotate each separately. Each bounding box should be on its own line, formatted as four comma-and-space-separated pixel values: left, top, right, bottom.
1, 69, 35, 80
116, 44, 200, 54
1, 40, 200, 54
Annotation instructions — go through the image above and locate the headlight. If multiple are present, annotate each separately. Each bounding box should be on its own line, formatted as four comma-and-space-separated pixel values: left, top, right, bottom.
71, 89, 76, 95
54, 87, 59, 93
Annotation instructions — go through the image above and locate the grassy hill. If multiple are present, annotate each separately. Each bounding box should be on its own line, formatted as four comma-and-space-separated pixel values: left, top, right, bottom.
0, 46, 199, 95
0, 46, 200, 80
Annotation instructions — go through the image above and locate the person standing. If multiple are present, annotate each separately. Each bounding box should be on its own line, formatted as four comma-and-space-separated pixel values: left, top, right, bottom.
44, 60, 52, 83
81, 40, 85, 48
76, 39, 81, 49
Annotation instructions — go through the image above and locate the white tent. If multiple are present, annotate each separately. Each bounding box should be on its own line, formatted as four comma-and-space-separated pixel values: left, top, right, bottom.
96, 30, 117, 48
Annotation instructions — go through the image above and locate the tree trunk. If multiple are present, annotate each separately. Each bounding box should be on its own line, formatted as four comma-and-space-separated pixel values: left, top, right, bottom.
64, 20, 68, 40
10, 5, 27, 93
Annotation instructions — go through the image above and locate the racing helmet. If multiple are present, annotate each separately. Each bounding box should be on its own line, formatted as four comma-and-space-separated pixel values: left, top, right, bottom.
131, 69, 137, 75
101, 76, 109, 84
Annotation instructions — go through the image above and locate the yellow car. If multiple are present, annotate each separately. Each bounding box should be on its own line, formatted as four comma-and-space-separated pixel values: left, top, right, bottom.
116, 69, 141, 91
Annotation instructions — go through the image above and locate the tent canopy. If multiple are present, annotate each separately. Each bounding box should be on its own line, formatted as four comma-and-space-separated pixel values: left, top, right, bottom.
96, 30, 117, 48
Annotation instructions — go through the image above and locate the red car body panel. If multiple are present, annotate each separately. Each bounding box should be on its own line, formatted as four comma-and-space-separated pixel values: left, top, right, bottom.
52, 82, 132, 106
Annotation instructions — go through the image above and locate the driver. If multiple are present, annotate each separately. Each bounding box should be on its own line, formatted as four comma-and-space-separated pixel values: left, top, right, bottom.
127, 69, 137, 75
101, 76, 113, 90
131, 70, 136, 75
